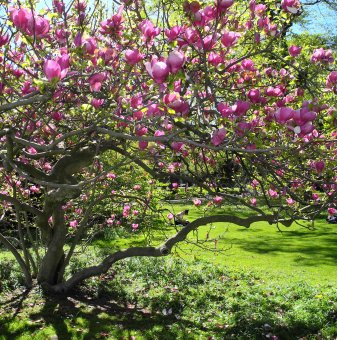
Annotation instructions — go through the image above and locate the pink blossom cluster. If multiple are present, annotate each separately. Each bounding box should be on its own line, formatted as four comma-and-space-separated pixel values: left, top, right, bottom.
311, 48, 334, 64
10, 7, 50, 38
100, 6, 124, 37
144, 50, 185, 84
274, 105, 317, 136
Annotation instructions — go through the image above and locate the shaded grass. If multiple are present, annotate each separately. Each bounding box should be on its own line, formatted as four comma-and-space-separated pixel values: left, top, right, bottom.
0, 258, 337, 339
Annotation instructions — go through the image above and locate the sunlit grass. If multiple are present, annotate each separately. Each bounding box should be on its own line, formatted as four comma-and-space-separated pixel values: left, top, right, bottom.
94, 202, 337, 285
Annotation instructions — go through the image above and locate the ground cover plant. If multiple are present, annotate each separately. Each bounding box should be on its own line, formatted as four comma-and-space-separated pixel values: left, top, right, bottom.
1, 257, 337, 339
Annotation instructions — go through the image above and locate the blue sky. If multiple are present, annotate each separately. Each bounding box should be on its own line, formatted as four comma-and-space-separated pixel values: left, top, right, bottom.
292, 1, 336, 35
10, 0, 337, 37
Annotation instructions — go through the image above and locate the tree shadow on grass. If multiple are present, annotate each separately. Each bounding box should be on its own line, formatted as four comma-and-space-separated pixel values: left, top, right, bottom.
1, 285, 335, 339
230, 227, 337, 267
0, 289, 210, 339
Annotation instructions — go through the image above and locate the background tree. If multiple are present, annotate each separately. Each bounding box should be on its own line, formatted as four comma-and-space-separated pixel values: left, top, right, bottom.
0, 0, 336, 294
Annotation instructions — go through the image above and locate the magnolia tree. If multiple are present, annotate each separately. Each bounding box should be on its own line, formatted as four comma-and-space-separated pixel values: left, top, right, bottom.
0, 0, 336, 293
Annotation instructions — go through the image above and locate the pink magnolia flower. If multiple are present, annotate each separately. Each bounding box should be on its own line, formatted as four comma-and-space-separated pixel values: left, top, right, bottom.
217, 102, 233, 117
281, 0, 301, 13
88, 72, 107, 92
288, 45, 302, 57
135, 126, 148, 136
291, 108, 316, 127
167, 50, 185, 73
242, 59, 255, 70
255, 4, 267, 16
217, 0, 234, 12
265, 86, 283, 97
274, 107, 294, 124
165, 26, 183, 42
163, 92, 188, 114
195, 34, 219, 51
208, 52, 223, 66
132, 223, 139, 230
133, 110, 143, 120
145, 60, 170, 84
250, 198, 257, 206
133, 184, 141, 190
57, 53, 70, 70
268, 189, 279, 199
247, 89, 261, 103
106, 218, 114, 225
29, 16, 50, 38
232, 101, 250, 116
100, 6, 124, 36
53, 0, 64, 14
311, 48, 334, 63
74, 32, 82, 47
107, 173, 116, 179
286, 198, 295, 205
297, 121, 314, 135
328, 208, 337, 215
167, 213, 174, 220
91, 98, 104, 108
55, 28, 69, 43
193, 199, 202, 206
236, 122, 252, 136
171, 142, 184, 153
211, 128, 226, 146
10, 7, 32, 32
221, 31, 240, 47
0, 33, 9, 47
83, 37, 97, 55
193, 10, 206, 26
139, 140, 148, 150
314, 160, 325, 173
213, 196, 223, 205
123, 205, 131, 217
154, 130, 165, 137
139, 20, 160, 42
326, 71, 337, 88
69, 220, 78, 228
51, 111, 64, 122
125, 49, 144, 65
43, 59, 68, 82
11, 8, 50, 38
21, 81, 36, 95
30, 185, 40, 193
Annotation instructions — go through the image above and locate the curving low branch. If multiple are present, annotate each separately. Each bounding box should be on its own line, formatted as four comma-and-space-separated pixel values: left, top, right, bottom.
47, 213, 292, 293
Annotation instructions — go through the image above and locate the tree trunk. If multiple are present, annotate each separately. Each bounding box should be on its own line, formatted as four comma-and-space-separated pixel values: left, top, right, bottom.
37, 206, 66, 285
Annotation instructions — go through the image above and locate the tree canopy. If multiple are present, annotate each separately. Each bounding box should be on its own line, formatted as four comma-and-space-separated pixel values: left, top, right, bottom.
0, 0, 336, 293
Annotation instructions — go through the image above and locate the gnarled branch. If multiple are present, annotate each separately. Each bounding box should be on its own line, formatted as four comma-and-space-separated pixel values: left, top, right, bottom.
47, 213, 292, 293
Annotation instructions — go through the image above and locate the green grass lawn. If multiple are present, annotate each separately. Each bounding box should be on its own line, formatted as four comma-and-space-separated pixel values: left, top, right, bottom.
1, 203, 337, 339
94, 203, 337, 286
